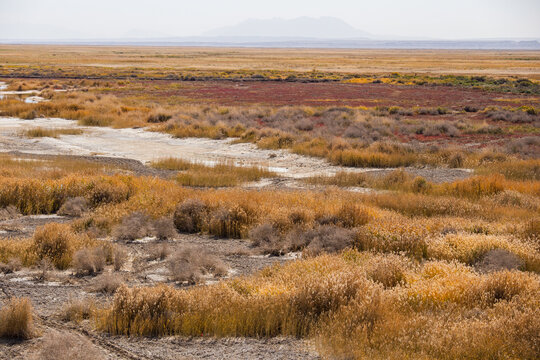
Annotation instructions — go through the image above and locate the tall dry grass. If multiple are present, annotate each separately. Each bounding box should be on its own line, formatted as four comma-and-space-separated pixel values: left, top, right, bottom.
95, 251, 540, 359
0, 297, 35, 339
151, 158, 275, 187
21, 127, 84, 138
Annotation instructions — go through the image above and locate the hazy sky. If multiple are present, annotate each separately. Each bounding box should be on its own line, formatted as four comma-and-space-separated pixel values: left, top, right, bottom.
1, 0, 539, 39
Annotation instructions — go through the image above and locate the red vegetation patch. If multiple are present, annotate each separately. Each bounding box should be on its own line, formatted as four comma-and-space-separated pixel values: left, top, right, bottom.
128, 81, 540, 108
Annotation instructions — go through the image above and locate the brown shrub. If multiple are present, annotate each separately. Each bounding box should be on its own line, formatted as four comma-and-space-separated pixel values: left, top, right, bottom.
87, 180, 130, 206
291, 270, 369, 323
366, 255, 407, 288
32, 223, 90, 269
336, 203, 371, 228
0, 258, 22, 274
354, 227, 427, 260
522, 218, 539, 241
173, 199, 208, 233
113, 246, 128, 271
480, 271, 530, 304
57, 197, 88, 217
113, 211, 152, 241
90, 273, 123, 294
249, 223, 283, 255
36, 331, 105, 360
0, 297, 35, 339
302, 226, 355, 256
475, 249, 524, 273
152, 217, 177, 240
448, 153, 464, 168
0, 205, 21, 220
72, 247, 106, 276
168, 247, 227, 284
36, 258, 53, 282
61, 298, 95, 323
149, 243, 171, 261
490, 190, 539, 210
147, 113, 172, 123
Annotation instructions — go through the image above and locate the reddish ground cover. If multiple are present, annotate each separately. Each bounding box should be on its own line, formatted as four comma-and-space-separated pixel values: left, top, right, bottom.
126, 81, 540, 108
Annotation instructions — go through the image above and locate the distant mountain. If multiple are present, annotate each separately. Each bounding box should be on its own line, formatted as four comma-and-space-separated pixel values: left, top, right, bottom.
204, 16, 371, 39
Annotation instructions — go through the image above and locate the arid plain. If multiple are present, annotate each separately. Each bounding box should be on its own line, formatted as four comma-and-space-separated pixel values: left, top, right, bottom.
0, 46, 539, 359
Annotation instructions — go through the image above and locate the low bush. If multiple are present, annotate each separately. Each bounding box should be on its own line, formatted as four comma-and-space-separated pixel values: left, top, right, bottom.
61, 298, 95, 323
113, 211, 152, 241
90, 272, 123, 294
302, 226, 355, 256
72, 247, 106, 276
0, 258, 22, 274
36, 331, 105, 360
149, 243, 171, 261
57, 197, 88, 217
0, 205, 21, 220
152, 217, 177, 240
167, 247, 227, 284
173, 199, 208, 233
113, 246, 128, 271
249, 223, 283, 255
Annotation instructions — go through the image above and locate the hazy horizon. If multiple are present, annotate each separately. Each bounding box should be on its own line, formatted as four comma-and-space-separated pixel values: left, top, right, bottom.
1, 0, 539, 41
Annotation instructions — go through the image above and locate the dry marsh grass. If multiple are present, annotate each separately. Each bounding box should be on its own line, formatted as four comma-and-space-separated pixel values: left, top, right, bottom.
152, 158, 275, 187
95, 251, 539, 359
2, 88, 536, 171
2, 46, 539, 80
0, 297, 35, 339
21, 127, 84, 138
0, 146, 537, 357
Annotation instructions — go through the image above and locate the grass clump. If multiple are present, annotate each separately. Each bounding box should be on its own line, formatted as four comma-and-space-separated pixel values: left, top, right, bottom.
0, 297, 35, 339
152, 158, 275, 187
21, 127, 84, 138
33, 223, 95, 269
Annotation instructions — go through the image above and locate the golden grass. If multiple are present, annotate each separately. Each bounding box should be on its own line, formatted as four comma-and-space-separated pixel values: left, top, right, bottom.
1, 46, 539, 79
21, 127, 84, 138
0, 297, 35, 339
476, 159, 540, 181
0, 223, 101, 269
0, 151, 538, 357
95, 251, 540, 359
151, 157, 275, 187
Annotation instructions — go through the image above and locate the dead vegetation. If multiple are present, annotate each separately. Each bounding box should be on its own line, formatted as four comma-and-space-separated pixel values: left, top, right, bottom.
57, 197, 88, 217
168, 247, 228, 284
35, 331, 105, 360
0, 297, 35, 340
0, 52, 538, 359
21, 127, 84, 138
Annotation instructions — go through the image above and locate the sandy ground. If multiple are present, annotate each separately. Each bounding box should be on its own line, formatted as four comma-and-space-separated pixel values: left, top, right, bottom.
0, 116, 472, 183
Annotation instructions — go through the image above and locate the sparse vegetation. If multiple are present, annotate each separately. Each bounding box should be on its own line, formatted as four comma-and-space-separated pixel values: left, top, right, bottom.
36, 331, 105, 360
21, 127, 84, 138
0, 47, 539, 359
